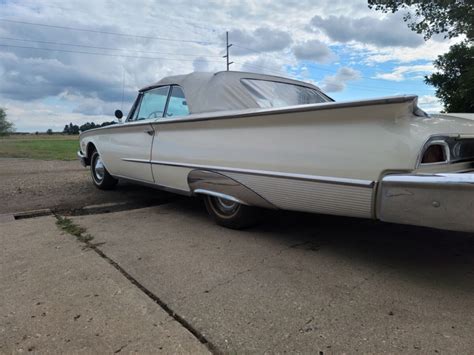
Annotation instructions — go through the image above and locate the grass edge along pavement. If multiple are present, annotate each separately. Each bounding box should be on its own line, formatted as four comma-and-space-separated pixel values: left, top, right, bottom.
56, 216, 94, 243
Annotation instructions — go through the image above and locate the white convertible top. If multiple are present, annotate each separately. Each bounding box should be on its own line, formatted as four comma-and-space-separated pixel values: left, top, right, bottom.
140, 71, 326, 114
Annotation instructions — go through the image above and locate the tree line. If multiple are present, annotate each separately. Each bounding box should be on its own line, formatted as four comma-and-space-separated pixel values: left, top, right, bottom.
1, 107, 118, 136
63, 121, 116, 135
0, 108, 14, 136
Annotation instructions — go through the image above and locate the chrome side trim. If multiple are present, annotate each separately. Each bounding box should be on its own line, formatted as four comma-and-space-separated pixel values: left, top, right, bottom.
193, 189, 245, 205
122, 158, 150, 163
113, 174, 192, 196
122, 158, 374, 188
188, 170, 276, 209
225, 172, 374, 218
381, 172, 474, 184
377, 172, 474, 233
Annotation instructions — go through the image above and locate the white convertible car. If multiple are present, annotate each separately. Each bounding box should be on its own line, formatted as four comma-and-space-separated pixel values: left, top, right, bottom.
78, 71, 474, 231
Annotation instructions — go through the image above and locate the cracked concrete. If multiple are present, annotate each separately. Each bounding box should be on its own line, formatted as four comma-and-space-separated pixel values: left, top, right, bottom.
0, 215, 209, 354
70, 200, 474, 353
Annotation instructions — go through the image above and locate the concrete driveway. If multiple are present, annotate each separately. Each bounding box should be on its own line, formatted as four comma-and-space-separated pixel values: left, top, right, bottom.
1, 159, 474, 353
68, 200, 473, 353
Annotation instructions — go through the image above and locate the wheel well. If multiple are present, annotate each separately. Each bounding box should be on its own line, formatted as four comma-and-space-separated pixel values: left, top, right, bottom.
86, 142, 96, 158
187, 169, 276, 209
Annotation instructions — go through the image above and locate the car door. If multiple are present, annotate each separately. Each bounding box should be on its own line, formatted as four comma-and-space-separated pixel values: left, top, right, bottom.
150, 85, 191, 190
99, 86, 170, 183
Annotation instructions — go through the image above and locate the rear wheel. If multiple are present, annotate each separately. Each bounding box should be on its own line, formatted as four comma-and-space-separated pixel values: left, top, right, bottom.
203, 195, 260, 229
90, 150, 118, 190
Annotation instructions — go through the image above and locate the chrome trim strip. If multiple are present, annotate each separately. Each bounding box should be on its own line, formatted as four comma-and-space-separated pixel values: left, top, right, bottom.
122, 158, 150, 163
382, 172, 474, 185
193, 189, 246, 205
113, 174, 192, 196
121, 158, 375, 188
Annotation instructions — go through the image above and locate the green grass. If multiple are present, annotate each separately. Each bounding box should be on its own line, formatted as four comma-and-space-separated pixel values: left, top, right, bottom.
0, 134, 79, 160
56, 216, 94, 243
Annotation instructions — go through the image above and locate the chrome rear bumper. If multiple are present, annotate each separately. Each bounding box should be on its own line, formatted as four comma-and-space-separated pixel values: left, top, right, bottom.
377, 172, 474, 233
77, 150, 89, 167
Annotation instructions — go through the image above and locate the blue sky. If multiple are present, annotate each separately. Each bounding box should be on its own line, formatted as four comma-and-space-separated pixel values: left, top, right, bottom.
0, 0, 459, 131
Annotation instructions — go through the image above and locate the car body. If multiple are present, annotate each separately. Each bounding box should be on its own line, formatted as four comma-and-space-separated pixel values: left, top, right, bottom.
78, 71, 474, 232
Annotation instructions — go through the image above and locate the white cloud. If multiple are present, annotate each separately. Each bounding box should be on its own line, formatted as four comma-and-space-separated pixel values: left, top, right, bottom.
374, 64, 434, 82
292, 40, 336, 63
354, 38, 459, 64
193, 57, 210, 72
418, 95, 443, 113
320, 67, 361, 92
308, 13, 423, 48
227, 27, 292, 55
240, 56, 290, 77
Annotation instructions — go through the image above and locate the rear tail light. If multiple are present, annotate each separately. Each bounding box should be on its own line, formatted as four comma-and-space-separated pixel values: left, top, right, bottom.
419, 136, 474, 166
452, 140, 474, 161
421, 144, 448, 164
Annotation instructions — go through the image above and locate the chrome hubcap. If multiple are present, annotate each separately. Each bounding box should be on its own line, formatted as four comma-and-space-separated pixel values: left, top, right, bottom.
214, 197, 238, 214
94, 156, 105, 181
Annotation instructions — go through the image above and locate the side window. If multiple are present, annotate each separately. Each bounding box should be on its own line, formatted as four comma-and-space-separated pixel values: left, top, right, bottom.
132, 86, 170, 121
165, 86, 189, 118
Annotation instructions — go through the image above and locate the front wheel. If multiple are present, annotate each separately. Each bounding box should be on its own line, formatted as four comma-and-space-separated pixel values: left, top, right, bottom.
90, 150, 118, 190
203, 195, 260, 229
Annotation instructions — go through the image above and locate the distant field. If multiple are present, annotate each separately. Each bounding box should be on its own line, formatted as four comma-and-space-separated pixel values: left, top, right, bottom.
0, 134, 79, 160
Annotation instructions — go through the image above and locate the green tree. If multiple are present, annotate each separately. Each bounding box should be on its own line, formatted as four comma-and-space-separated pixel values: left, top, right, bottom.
79, 122, 98, 132
369, 0, 474, 113
0, 107, 15, 136
63, 122, 79, 135
69, 123, 80, 135
368, 0, 473, 41
425, 42, 474, 112
46, 128, 53, 135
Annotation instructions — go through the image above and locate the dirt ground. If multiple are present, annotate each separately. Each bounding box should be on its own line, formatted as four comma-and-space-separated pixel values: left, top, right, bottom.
0, 158, 173, 214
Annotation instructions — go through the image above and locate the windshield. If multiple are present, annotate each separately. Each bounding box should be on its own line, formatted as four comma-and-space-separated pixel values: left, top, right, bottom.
241, 79, 330, 108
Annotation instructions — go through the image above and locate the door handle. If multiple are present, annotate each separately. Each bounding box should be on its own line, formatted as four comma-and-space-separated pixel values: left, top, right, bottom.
144, 129, 154, 136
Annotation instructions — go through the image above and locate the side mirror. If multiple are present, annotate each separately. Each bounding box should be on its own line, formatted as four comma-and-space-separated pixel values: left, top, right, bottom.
115, 109, 123, 119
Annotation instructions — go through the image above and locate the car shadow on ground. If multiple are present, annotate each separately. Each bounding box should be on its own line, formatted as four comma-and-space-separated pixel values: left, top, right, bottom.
173, 197, 474, 293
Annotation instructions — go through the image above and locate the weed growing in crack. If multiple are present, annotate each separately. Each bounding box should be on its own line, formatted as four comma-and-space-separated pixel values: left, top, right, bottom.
56, 216, 94, 243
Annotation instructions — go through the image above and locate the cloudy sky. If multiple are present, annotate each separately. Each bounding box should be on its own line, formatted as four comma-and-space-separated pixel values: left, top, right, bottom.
0, 0, 460, 132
